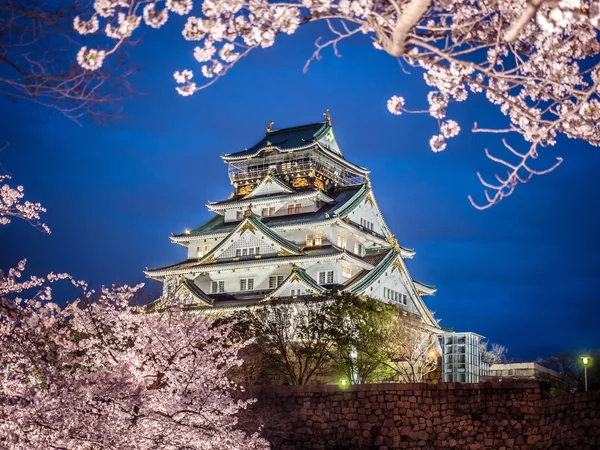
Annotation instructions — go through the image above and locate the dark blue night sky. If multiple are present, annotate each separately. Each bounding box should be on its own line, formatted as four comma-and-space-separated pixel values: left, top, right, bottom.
1, 19, 599, 360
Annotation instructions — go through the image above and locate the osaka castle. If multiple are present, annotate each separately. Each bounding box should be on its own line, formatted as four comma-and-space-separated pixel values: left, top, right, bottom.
146, 114, 482, 382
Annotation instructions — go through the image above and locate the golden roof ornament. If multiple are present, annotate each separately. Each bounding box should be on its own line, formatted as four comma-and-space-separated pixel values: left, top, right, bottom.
244, 204, 253, 217
324, 109, 331, 126
266, 120, 274, 134
364, 174, 371, 188
291, 263, 299, 273
386, 235, 400, 252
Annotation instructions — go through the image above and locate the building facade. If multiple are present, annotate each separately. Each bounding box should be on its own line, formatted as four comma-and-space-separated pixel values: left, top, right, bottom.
146, 116, 482, 380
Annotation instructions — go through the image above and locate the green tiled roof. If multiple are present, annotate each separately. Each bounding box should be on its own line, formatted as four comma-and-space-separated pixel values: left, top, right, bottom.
345, 248, 398, 295
146, 246, 342, 277
180, 278, 214, 306
294, 267, 327, 293
332, 184, 369, 217
175, 187, 363, 238
248, 214, 302, 253
224, 122, 328, 159
209, 189, 324, 207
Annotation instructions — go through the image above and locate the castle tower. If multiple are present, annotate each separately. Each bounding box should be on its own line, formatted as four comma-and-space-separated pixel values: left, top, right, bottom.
146, 117, 438, 328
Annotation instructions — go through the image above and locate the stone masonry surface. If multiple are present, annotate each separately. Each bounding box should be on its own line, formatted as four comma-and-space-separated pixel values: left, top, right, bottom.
247, 381, 600, 449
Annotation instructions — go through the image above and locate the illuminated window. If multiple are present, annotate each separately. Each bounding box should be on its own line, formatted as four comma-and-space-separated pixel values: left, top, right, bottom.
353, 242, 364, 256
295, 203, 301, 213
342, 266, 352, 278
306, 234, 314, 247
287, 204, 294, 214
197, 245, 211, 258
236, 210, 244, 221
315, 234, 322, 245
337, 236, 347, 249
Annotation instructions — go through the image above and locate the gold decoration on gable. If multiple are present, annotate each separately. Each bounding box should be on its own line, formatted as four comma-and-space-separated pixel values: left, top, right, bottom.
314, 179, 325, 191
292, 177, 309, 188
238, 221, 257, 235
238, 184, 254, 196
278, 248, 295, 257
386, 235, 400, 252
202, 254, 217, 265
392, 260, 404, 273
365, 192, 375, 206
290, 274, 301, 283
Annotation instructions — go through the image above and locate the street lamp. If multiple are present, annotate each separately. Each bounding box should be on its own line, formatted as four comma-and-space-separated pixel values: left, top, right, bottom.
581, 356, 591, 392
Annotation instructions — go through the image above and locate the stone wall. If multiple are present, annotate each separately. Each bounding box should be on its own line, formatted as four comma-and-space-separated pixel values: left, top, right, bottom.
249, 381, 600, 449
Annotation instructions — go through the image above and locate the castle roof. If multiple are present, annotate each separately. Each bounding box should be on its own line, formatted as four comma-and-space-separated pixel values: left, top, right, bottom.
174, 187, 363, 239
221, 121, 369, 175
223, 122, 334, 158
146, 245, 375, 279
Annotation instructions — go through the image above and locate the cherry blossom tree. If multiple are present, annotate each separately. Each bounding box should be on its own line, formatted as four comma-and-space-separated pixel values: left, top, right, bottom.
75, 0, 600, 207
0, 185, 268, 449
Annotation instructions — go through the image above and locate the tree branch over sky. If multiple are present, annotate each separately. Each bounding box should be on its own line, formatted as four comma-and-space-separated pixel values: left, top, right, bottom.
0, 0, 134, 123
73, 0, 600, 208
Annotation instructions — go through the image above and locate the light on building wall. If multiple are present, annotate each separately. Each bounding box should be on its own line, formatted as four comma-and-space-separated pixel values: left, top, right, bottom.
428, 349, 438, 360
185, 229, 190, 234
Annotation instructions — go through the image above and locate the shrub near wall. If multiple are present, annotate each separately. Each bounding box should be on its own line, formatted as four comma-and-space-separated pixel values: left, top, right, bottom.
251, 381, 600, 449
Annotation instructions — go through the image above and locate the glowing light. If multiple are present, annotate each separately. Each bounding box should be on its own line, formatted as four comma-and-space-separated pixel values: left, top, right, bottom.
582, 356, 590, 365
340, 379, 348, 386
428, 349, 437, 360
185, 229, 191, 234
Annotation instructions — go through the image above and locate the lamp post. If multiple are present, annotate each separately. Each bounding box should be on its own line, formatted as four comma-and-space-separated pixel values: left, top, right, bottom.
581, 356, 591, 392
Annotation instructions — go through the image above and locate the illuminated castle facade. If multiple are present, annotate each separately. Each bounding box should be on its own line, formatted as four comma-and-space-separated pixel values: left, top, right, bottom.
146, 115, 481, 382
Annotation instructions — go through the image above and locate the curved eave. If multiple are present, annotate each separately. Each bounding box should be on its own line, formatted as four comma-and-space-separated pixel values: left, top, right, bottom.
145, 248, 373, 278
178, 278, 214, 306
400, 246, 416, 258
315, 142, 369, 175
207, 190, 335, 212
222, 142, 316, 161
414, 280, 436, 296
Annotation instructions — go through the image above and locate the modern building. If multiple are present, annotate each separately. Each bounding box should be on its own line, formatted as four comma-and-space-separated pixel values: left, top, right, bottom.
145, 114, 482, 380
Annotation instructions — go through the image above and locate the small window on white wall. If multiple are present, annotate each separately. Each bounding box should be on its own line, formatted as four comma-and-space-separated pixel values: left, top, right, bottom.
306, 234, 314, 247
337, 236, 347, 249
342, 266, 352, 279
269, 275, 284, 289
315, 234, 322, 245
318, 271, 334, 284
211, 281, 225, 293
240, 278, 254, 291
